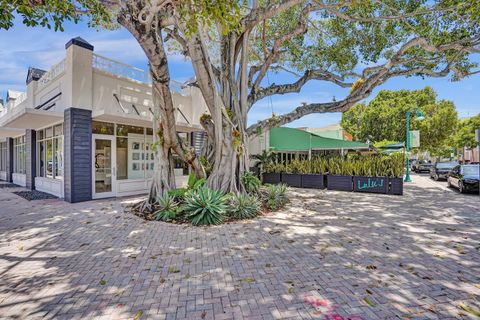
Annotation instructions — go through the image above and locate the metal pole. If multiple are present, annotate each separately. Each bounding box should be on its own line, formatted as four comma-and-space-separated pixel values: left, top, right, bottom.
404, 111, 411, 182
476, 129, 480, 196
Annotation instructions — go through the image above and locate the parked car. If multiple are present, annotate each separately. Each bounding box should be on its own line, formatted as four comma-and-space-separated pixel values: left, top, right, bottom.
413, 160, 433, 173
430, 161, 458, 181
447, 164, 480, 193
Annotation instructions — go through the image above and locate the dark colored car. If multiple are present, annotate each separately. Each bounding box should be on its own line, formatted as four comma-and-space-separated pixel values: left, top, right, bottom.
430, 161, 458, 181
447, 165, 480, 193
413, 160, 433, 173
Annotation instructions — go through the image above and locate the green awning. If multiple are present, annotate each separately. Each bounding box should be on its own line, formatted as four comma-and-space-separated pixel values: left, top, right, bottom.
269, 127, 369, 152
378, 142, 405, 149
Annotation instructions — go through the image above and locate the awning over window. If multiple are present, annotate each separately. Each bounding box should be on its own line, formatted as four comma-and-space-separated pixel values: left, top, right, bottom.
269, 127, 369, 152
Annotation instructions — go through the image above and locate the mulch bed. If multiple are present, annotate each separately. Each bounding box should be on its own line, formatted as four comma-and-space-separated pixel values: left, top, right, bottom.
13, 190, 58, 201
0, 183, 19, 189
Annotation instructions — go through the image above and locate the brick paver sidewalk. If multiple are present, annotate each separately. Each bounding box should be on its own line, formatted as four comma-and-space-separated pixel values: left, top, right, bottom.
0, 176, 479, 319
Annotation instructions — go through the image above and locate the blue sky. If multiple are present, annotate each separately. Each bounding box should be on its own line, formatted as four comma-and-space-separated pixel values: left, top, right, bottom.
0, 18, 479, 128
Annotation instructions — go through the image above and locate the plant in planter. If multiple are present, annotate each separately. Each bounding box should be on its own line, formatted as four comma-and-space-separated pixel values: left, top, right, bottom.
262, 162, 284, 184
326, 157, 354, 191
353, 156, 389, 194
386, 153, 405, 195
302, 157, 326, 189
250, 149, 275, 181
281, 159, 303, 187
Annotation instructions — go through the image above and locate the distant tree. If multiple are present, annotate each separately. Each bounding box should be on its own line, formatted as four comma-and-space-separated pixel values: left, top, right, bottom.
342, 87, 459, 155
452, 114, 480, 149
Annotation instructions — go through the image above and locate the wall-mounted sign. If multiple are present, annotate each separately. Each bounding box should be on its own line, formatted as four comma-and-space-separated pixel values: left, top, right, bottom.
409, 130, 420, 148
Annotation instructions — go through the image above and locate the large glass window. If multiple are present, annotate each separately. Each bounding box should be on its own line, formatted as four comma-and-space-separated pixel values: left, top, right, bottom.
92, 122, 189, 181
116, 124, 151, 180
0, 142, 7, 172
13, 136, 26, 174
37, 124, 63, 179
92, 121, 114, 135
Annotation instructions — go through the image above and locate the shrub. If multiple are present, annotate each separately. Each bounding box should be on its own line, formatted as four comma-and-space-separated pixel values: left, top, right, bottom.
288, 158, 310, 174
168, 173, 206, 201
168, 187, 187, 201
242, 171, 261, 194
311, 157, 327, 174
154, 193, 180, 221
262, 183, 288, 210
187, 173, 206, 189
183, 187, 228, 226
229, 193, 261, 219
263, 162, 286, 173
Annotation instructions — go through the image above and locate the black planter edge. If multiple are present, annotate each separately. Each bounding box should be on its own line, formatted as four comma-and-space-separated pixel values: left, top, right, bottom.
301, 174, 325, 189
326, 175, 353, 192
281, 173, 302, 188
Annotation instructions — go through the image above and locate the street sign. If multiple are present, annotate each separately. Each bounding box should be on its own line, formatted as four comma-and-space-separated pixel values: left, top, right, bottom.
409, 130, 420, 148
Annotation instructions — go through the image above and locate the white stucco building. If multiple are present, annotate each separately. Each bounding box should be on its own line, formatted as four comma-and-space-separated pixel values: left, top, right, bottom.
0, 37, 207, 202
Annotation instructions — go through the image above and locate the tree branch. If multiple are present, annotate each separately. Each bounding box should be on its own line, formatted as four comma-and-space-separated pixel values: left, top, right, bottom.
248, 69, 353, 108
247, 35, 479, 137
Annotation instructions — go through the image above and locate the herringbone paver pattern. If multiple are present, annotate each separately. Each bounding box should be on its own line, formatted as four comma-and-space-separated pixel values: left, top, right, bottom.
0, 176, 479, 319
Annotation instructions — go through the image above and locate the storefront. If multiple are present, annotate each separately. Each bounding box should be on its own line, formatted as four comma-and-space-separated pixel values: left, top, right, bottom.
91, 121, 189, 199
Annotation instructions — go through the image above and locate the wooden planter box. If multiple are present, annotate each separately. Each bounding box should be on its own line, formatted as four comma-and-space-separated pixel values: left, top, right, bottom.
327, 175, 353, 191
281, 173, 302, 188
262, 172, 281, 184
353, 176, 388, 194
301, 174, 325, 189
388, 177, 403, 195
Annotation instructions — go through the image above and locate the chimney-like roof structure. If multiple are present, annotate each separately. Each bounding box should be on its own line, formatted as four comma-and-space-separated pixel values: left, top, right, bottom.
26, 67, 47, 84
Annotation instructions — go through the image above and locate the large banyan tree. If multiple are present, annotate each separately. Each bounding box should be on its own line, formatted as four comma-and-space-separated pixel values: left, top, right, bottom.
3, 0, 480, 199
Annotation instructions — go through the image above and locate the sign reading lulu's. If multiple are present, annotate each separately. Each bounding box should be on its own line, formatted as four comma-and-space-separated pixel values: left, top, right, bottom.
353, 176, 389, 194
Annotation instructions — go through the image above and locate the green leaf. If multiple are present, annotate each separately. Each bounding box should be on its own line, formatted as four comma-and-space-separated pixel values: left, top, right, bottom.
363, 297, 376, 307
133, 310, 143, 320
459, 303, 480, 317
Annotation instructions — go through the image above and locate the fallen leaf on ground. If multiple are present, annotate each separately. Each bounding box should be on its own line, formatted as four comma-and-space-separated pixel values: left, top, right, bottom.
168, 267, 180, 273
99, 279, 106, 285
133, 310, 143, 320
363, 297, 376, 307
459, 303, 480, 317
244, 278, 255, 283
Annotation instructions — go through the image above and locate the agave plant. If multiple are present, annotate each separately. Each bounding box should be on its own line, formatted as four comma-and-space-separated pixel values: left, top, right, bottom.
183, 187, 228, 226
154, 193, 180, 221
229, 193, 261, 219
262, 183, 288, 210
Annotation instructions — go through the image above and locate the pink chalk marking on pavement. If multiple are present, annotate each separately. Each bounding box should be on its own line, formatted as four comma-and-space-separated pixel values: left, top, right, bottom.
303, 293, 368, 320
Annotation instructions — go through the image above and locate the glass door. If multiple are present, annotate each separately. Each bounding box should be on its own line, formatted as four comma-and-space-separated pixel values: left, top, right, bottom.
92, 135, 116, 199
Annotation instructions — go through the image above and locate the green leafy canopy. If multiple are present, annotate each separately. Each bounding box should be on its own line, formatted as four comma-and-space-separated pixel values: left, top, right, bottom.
0, 0, 114, 31
341, 87, 459, 156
